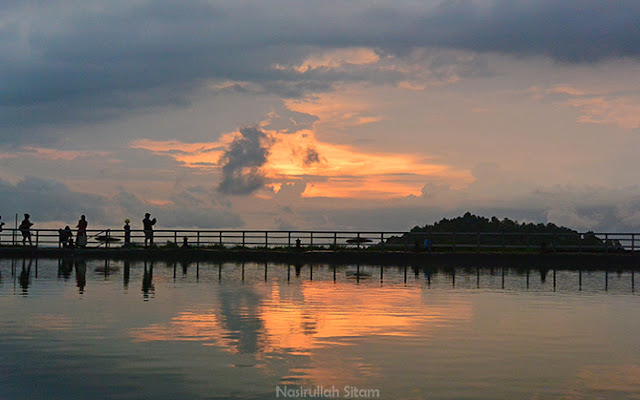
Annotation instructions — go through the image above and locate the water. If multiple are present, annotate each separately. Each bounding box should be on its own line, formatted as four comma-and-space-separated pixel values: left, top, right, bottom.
1, 259, 639, 400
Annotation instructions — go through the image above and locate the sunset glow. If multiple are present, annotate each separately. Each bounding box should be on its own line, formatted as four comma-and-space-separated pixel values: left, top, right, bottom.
131, 129, 472, 199
129, 282, 472, 354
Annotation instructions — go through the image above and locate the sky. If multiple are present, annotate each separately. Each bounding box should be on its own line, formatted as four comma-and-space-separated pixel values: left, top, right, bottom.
1, 0, 640, 232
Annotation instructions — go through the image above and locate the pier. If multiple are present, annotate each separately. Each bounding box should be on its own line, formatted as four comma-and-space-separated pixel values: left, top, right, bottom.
0, 228, 637, 251
1, 228, 640, 268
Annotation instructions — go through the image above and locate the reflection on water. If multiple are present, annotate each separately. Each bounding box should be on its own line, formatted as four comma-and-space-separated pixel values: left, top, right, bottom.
0, 258, 639, 399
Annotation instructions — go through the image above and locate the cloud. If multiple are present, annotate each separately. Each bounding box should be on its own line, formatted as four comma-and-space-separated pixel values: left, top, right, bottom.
274, 182, 307, 202
303, 147, 322, 166
0, 176, 106, 224
545, 204, 602, 231
112, 188, 244, 229
261, 109, 319, 134
569, 97, 640, 130
217, 126, 272, 195
2, 0, 638, 137
0, 175, 243, 228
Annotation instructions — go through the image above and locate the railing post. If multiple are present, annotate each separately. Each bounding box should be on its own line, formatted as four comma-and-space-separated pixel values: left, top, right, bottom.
174, 231, 177, 245
502, 232, 505, 252
197, 231, 200, 247
605, 233, 608, 253
219, 231, 223, 247
476, 232, 480, 253
632, 234, 635, 252
335, 232, 338, 249
380, 232, 384, 250
265, 231, 268, 248
242, 231, 245, 247
453, 232, 456, 253
357, 232, 361, 250
310, 232, 313, 248
106, 229, 110, 249
288, 231, 291, 248
36, 230, 39, 248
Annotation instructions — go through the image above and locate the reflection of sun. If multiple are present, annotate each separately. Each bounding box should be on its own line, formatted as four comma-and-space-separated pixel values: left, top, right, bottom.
568, 364, 640, 398
129, 282, 471, 352
129, 281, 472, 386
130, 310, 237, 351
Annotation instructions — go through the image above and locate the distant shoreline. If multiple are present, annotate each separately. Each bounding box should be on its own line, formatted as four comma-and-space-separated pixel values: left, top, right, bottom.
1, 247, 640, 268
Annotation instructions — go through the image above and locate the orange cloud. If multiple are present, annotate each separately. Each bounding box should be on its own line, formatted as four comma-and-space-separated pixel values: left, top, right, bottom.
279, 47, 380, 73
130, 129, 471, 199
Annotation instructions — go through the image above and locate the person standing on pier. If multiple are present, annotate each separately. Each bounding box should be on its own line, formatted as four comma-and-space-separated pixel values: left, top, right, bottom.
19, 214, 33, 246
123, 219, 131, 246
142, 213, 156, 247
76, 215, 88, 248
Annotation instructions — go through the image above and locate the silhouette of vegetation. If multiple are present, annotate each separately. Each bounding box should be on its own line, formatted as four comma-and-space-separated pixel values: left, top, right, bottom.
385, 212, 623, 252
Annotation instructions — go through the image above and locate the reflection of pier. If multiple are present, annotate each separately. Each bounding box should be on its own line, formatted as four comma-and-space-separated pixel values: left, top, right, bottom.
3, 259, 638, 294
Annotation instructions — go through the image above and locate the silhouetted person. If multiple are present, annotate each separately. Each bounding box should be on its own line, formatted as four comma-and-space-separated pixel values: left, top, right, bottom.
59, 225, 73, 248
76, 215, 88, 248
19, 214, 33, 246
123, 219, 131, 246
181, 236, 190, 248
142, 213, 156, 247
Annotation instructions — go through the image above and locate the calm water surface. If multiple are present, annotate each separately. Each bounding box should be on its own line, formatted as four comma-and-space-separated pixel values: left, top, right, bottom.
1, 259, 639, 400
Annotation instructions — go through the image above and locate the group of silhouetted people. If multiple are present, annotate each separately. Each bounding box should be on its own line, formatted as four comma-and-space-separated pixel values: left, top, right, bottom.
0, 212, 158, 248
57, 215, 89, 248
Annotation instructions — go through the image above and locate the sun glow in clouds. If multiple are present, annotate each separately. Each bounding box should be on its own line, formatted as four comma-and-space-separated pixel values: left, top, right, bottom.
130, 129, 471, 199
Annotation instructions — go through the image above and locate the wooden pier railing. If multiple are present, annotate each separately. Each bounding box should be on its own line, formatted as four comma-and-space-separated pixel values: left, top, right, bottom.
0, 228, 636, 253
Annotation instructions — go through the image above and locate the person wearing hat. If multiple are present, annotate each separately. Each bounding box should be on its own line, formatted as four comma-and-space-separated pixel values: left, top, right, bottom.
123, 219, 131, 246
19, 214, 33, 246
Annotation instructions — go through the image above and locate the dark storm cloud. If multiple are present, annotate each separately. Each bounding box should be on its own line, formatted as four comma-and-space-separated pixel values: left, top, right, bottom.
217, 126, 272, 195
408, 0, 640, 62
1, 0, 639, 135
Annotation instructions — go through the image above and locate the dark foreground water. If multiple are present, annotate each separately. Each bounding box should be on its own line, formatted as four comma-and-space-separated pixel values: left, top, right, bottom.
1, 259, 640, 400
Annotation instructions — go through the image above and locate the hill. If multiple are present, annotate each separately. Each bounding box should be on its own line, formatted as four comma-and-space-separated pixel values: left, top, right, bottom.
384, 212, 620, 252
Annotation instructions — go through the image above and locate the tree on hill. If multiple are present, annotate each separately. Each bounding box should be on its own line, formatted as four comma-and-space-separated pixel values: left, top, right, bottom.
384, 212, 620, 252
409, 212, 576, 235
